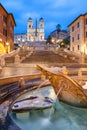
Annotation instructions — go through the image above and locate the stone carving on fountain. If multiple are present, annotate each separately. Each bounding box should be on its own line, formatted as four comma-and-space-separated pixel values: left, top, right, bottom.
37, 65, 87, 108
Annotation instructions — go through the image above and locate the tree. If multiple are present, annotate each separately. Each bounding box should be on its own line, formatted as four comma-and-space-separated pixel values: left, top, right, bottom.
60, 36, 70, 48
63, 36, 70, 45
56, 24, 61, 38
46, 35, 52, 44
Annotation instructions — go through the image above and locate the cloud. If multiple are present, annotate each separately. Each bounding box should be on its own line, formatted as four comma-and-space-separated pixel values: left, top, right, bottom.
51, 0, 67, 8
0, 0, 25, 12
22, 12, 40, 19
1, 0, 87, 37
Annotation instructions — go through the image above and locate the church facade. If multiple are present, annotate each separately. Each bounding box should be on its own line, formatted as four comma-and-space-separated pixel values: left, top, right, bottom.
27, 18, 44, 41
14, 18, 45, 43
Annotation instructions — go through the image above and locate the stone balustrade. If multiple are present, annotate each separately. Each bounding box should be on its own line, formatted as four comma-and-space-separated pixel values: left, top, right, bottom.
19, 78, 25, 88
0, 65, 2, 73
41, 74, 46, 81
0, 49, 20, 67
0, 57, 5, 67
20, 56, 26, 62
79, 54, 85, 64
14, 54, 21, 64
61, 66, 68, 75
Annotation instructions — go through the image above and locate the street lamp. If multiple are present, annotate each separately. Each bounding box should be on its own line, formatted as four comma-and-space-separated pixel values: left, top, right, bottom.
52, 39, 54, 43
5, 42, 10, 53
6, 42, 9, 46
81, 44, 85, 54
0, 38, 2, 42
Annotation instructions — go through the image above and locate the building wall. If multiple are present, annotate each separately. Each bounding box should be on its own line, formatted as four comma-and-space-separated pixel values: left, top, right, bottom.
0, 4, 16, 53
14, 18, 45, 43
69, 14, 87, 54
50, 30, 69, 43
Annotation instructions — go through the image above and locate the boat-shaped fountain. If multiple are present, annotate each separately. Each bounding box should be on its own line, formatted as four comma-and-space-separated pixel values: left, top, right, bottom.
37, 65, 87, 108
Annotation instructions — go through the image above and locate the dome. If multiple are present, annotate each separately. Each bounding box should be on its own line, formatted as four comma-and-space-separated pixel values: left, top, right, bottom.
39, 17, 44, 21
28, 17, 32, 21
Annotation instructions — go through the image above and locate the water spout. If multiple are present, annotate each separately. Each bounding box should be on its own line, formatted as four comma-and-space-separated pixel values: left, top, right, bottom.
48, 86, 64, 119
37, 80, 49, 91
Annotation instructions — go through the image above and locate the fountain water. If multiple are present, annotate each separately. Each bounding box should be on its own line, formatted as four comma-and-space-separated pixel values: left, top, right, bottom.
37, 80, 50, 91
30, 79, 50, 97
48, 85, 64, 119
9, 86, 87, 130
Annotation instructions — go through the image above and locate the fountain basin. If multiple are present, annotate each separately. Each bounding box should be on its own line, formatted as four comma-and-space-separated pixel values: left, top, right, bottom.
9, 86, 87, 130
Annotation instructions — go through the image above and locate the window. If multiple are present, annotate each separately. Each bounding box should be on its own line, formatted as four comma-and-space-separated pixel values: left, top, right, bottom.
29, 36, 31, 40
10, 21, 14, 30
77, 34, 80, 40
10, 33, 13, 39
29, 25, 31, 28
3, 16, 7, 24
86, 31, 87, 38
3, 29, 7, 36
10, 21, 12, 26
41, 36, 42, 40
86, 18, 87, 25
0, 14, 2, 21
77, 22, 80, 28
40, 24, 43, 28
72, 37, 74, 42
72, 47, 74, 51
72, 26, 74, 32
78, 45, 80, 50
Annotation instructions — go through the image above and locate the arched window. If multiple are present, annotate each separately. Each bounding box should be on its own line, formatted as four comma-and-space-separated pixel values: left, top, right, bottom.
78, 45, 80, 50
40, 24, 43, 28
29, 25, 31, 28
29, 36, 31, 40
41, 36, 42, 40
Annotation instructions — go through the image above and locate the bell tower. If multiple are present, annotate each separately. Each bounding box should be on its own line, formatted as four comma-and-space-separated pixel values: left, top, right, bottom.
27, 17, 33, 41
27, 17, 45, 41
28, 17, 33, 29
39, 17, 44, 28
39, 18, 44, 41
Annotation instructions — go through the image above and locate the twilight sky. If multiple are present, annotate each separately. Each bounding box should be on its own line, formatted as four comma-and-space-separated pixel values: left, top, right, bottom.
0, 0, 87, 38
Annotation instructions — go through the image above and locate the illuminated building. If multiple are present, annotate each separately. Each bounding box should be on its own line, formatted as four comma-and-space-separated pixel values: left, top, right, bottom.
0, 3, 16, 54
14, 18, 45, 43
68, 13, 87, 54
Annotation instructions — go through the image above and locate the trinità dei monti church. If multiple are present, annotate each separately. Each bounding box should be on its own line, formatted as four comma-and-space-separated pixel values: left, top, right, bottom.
14, 17, 45, 43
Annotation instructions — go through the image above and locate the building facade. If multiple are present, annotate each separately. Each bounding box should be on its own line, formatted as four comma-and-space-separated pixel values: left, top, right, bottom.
14, 18, 45, 44
50, 30, 68, 44
27, 18, 44, 41
14, 34, 27, 44
69, 13, 87, 54
0, 3, 16, 53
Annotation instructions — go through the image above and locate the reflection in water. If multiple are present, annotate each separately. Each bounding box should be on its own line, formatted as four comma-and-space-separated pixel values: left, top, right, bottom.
9, 86, 87, 130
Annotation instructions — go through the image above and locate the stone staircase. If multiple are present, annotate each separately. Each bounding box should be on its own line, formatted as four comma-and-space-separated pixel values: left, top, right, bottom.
22, 50, 77, 64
